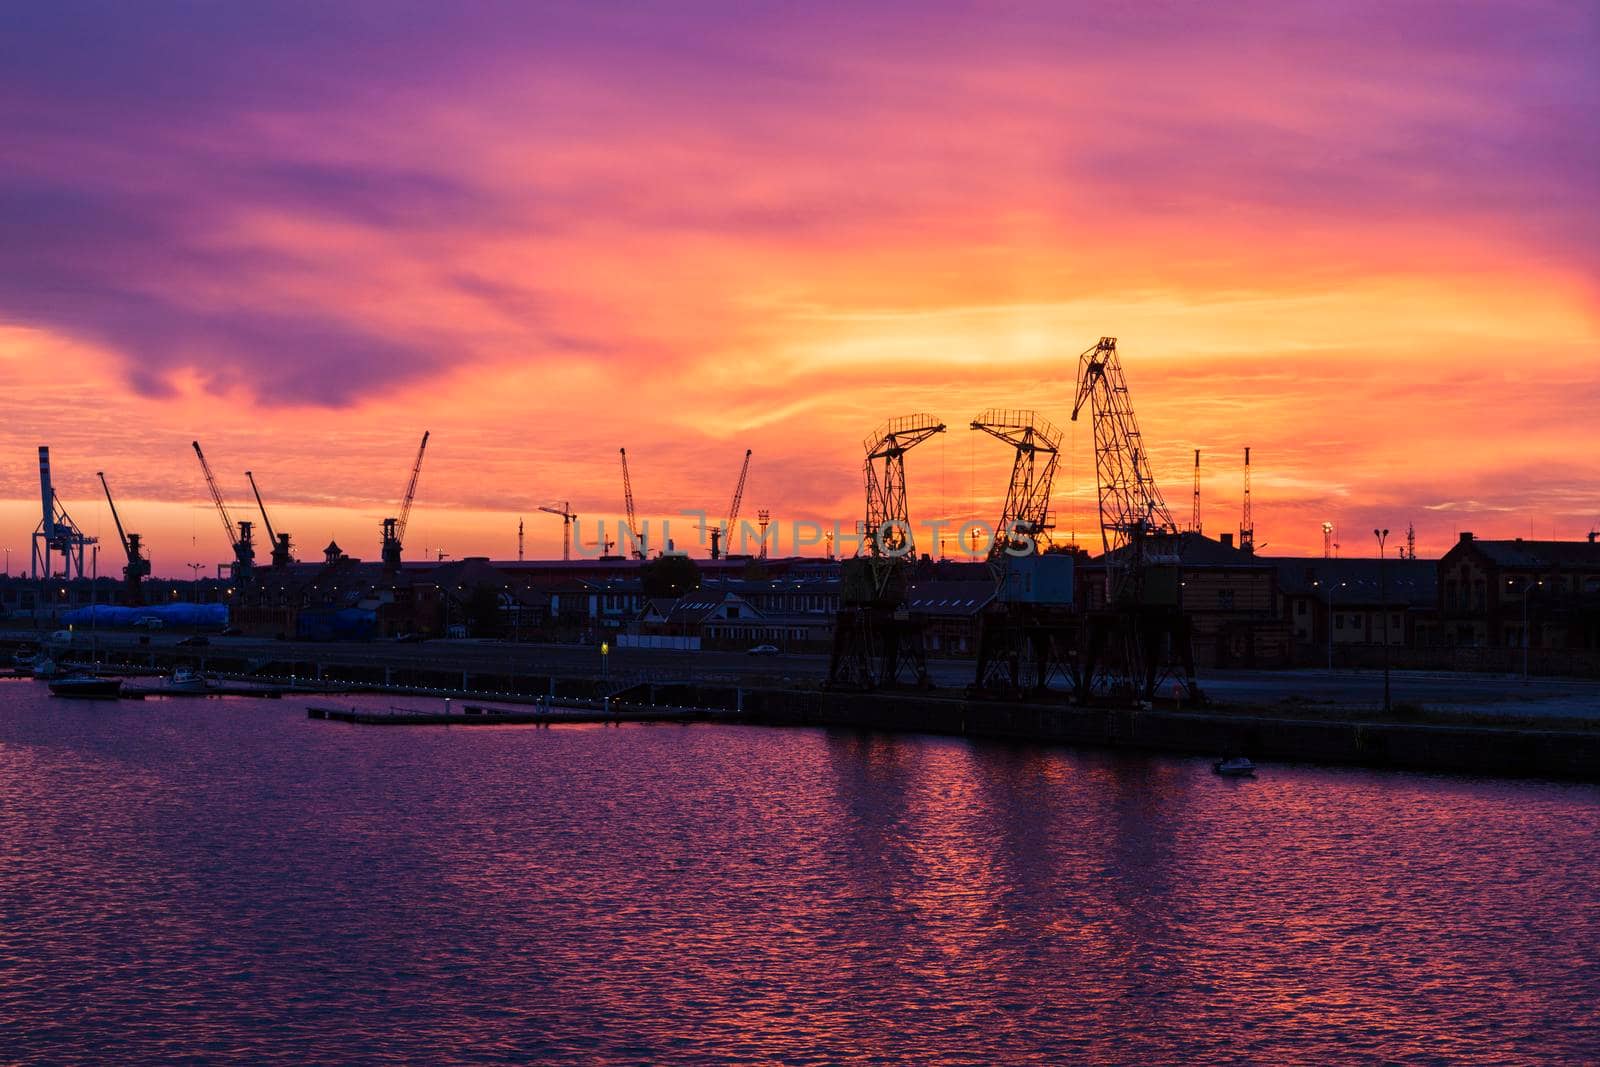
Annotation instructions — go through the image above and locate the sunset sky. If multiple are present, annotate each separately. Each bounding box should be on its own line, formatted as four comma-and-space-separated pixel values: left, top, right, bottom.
2, 2, 1596, 575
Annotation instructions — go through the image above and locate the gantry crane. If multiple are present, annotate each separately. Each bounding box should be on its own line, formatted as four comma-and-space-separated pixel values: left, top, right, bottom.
192, 440, 255, 584
1070, 337, 1177, 554
619, 448, 644, 558
246, 470, 293, 568
828, 414, 945, 690
31, 446, 96, 581
538, 502, 577, 561
705, 449, 752, 559
968, 411, 1077, 697
1069, 338, 1200, 704
861, 414, 946, 559
381, 431, 430, 573
970, 410, 1060, 560
97, 471, 149, 605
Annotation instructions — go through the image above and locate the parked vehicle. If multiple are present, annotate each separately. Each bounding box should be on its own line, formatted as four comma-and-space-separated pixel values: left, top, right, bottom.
747, 644, 780, 656
132, 616, 164, 631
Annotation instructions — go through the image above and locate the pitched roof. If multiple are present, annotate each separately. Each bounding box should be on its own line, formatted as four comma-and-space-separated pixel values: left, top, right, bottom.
1268, 556, 1437, 608
1459, 538, 1600, 570
903, 580, 997, 616
1095, 531, 1271, 569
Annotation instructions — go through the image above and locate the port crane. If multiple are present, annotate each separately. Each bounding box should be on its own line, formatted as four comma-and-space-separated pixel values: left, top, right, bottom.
862, 414, 946, 559
704, 449, 752, 559
31, 446, 97, 581
246, 470, 293, 568
538, 502, 577, 561
967, 411, 1076, 697
1069, 337, 1200, 704
381, 431, 430, 573
192, 440, 255, 584
619, 448, 645, 558
96, 471, 149, 604
970, 410, 1060, 561
828, 414, 946, 690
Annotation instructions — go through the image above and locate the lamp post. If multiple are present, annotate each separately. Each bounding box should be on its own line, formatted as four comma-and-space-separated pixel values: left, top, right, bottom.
1324, 579, 1347, 671
1373, 528, 1390, 713
1516, 577, 1543, 683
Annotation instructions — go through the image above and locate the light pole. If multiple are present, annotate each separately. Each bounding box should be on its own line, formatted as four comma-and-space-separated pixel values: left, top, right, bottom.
1324, 578, 1347, 671
1373, 528, 1390, 713
1516, 577, 1543, 683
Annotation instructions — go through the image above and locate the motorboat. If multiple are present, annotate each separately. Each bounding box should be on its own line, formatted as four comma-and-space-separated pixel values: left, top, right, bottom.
1212, 756, 1257, 777
47, 675, 123, 699
167, 667, 209, 692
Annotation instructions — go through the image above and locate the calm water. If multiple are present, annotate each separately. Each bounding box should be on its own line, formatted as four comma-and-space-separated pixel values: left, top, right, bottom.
1, 682, 1597, 1064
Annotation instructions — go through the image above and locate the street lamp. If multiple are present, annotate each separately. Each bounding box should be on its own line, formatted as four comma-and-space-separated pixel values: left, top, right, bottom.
1513, 577, 1544, 683
1320, 578, 1348, 671
1373, 528, 1391, 713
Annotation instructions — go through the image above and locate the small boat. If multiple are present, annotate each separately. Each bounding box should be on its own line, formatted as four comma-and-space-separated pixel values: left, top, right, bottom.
1213, 756, 1256, 777
30, 655, 64, 680
167, 667, 209, 692
47, 675, 123, 699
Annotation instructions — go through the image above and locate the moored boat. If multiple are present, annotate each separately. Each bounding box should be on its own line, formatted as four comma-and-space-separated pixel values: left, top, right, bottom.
47, 675, 123, 699
1212, 756, 1257, 777
167, 667, 209, 692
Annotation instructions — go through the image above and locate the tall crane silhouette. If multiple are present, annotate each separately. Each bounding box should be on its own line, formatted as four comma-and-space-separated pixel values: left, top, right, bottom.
192, 441, 254, 584
619, 448, 644, 558
382, 431, 430, 573
246, 470, 293, 568
1069, 337, 1199, 704
538, 502, 577, 561
97, 471, 149, 604
970, 410, 1059, 560
706, 449, 752, 559
828, 413, 945, 690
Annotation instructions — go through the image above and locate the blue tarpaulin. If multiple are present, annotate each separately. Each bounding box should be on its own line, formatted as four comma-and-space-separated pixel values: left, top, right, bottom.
61, 603, 229, 627
296, 608, 376, 641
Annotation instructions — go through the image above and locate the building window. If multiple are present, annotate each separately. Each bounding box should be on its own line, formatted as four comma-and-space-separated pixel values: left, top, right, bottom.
1218, 590, 1235, 609
1335, 614, 1344, 631
1296, 600, 1307, 616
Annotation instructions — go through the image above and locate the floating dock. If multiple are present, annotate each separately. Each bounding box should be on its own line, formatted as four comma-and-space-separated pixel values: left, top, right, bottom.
307, 702, 725, 726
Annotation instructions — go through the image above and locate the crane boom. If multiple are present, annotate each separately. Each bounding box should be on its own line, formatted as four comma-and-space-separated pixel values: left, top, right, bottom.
245, 471, 278, 545
97, 471, 131, 556
396, 431, 430, 542
1069, 337, 1176, 553
192, 441, 237, 544
726, 449, 752, 530
619, 448, 642, 558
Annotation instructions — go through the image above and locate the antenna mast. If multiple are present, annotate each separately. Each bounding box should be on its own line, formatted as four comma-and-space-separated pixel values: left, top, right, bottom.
1239, 446, 1254, 554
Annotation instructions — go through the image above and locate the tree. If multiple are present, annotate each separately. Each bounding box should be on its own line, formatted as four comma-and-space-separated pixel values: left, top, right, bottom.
641, 555, 702, 599
463, 582, 504, 637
